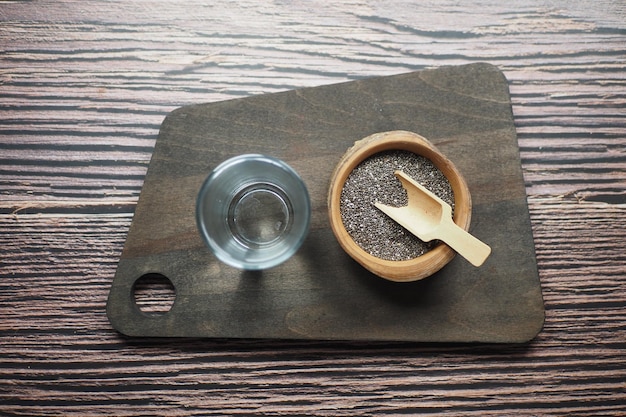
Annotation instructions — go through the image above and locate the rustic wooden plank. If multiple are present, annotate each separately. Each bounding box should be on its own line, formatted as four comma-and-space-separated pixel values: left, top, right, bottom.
1, 0, 625, 414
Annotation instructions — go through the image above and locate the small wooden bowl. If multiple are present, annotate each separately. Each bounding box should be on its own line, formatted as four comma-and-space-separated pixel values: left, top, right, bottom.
328, 130, 472, 282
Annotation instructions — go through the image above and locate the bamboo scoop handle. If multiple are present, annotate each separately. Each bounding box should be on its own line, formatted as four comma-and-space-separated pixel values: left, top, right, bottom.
435, 217, 491, 267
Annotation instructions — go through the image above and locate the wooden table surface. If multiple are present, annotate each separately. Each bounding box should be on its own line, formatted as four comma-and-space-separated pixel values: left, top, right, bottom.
1, 1, 625, 415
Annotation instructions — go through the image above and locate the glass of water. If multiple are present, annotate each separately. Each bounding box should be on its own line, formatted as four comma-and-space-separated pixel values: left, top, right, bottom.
196, 154, 311, 270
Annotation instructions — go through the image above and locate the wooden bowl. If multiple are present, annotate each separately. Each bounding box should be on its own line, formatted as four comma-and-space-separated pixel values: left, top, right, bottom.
328, 130, 472, 282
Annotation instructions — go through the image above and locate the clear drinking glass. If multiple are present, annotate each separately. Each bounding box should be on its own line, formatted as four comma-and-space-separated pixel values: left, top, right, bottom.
196, 154, 311, 270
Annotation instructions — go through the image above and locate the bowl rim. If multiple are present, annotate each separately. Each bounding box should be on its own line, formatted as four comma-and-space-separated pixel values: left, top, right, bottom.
327, 130, 472, 282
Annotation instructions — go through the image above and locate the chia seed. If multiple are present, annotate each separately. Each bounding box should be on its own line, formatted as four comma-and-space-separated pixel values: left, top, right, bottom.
340, 150, 455, 261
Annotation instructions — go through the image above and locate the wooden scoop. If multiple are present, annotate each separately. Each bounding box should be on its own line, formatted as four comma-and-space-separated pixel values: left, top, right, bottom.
374, 170, 491, 267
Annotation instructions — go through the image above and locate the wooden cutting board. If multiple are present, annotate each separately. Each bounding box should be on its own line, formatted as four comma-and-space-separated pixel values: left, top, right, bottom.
107, 63, 544, 343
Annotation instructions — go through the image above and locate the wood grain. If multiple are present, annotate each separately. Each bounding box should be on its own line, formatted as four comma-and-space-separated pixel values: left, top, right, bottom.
1, 0, 625, 415
107, 67, 544, 342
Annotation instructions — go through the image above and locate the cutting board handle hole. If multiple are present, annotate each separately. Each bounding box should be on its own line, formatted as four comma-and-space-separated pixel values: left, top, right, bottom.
132, 273, 176, 316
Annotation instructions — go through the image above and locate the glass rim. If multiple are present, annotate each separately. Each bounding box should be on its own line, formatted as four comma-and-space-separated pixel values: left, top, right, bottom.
196, 154, 311, 270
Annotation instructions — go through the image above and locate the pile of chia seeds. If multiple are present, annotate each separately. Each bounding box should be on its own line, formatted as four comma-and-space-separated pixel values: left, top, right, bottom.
340, 150, 454, 261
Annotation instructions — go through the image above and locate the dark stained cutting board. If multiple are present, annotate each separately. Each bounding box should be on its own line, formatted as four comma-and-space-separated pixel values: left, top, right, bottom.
107, 63, 544, 343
